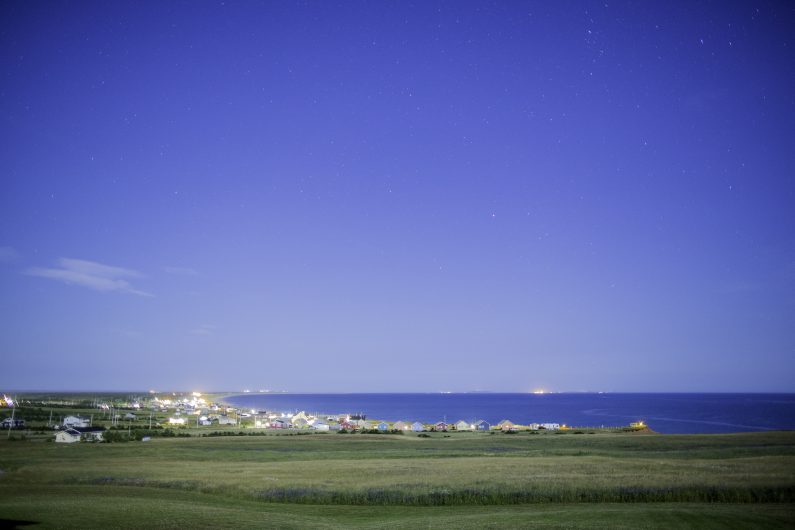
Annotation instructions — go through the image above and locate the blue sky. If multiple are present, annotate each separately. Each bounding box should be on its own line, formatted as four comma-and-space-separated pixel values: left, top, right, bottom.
1, 1, 793, 392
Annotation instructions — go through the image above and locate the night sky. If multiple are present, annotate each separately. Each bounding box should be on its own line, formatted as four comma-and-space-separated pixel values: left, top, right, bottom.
1, 1, 793, 392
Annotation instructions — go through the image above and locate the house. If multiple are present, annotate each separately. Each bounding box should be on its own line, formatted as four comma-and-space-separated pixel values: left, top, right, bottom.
291, 411, 311, 423
167, 417, 186, 425
123, 413, 137, 421
527, 423, 540, 430
55, 428, 81, 443
63, 415, 91, 428
75, 426, 105, 441
434, 421, 448, 432
393, 421, 409, 431
198, 416, 212, 426
540, 423, 560, 430
312, 420, 330, 431
269, 418, 289, 429
497, 420, 516, 431
376, 421, 389, 431
338, 421, 356, 430
473, 420, 491, 431
292, 418, 309, 429
454, 420, 471, 431
55, 426, 105, 443
411, 422, 425, 432
0, 418, 25, 429
217, 416, 237, 425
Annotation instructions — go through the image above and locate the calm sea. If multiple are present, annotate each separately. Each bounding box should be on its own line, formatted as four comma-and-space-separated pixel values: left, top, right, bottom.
222, 393, 795, 434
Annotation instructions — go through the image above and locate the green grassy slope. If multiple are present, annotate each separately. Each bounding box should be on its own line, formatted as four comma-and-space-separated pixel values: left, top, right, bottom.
0, 431, 793, 528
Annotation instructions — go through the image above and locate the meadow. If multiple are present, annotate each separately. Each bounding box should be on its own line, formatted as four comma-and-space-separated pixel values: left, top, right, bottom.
0, 429, 794, 528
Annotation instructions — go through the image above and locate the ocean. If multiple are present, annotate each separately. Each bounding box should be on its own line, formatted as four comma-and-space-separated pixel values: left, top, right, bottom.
222, 393, 795, 434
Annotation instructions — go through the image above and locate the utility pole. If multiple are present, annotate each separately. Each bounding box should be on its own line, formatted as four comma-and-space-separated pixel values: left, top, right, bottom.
7, 405, 15, 439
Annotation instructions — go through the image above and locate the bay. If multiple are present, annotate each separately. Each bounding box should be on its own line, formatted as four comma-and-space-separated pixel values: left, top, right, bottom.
222, 393, 795, 434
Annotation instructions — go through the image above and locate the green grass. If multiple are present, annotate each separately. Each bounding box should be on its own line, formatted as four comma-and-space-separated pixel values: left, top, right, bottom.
1, 431, 794, 528
0, 486, 794, 529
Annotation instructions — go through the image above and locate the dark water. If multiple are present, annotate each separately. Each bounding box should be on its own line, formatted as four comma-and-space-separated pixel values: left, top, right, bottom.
223, 393, 795, 434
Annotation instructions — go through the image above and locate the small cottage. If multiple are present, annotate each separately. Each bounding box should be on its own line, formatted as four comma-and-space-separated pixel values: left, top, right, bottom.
473, 420, 491, 431
454, 420, 471, 431
411, 422, 425, 432
63, 415, 90, 428
376, 421, 389, 431
291, 411, 311, 423
55, 426, 105, 443
55, 428, 81, 443
75, 426, 105, 441
434, 421, 448, 431
497, 420, 516, 431
393, 421, 409, 431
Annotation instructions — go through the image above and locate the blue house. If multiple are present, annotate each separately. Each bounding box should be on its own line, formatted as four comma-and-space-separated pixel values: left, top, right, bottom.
474, 420, 491, 431
411, 421, 425, 432
376, 421, 389, 431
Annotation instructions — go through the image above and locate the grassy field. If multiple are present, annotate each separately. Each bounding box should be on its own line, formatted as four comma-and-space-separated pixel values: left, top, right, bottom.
1, 430, 793, 528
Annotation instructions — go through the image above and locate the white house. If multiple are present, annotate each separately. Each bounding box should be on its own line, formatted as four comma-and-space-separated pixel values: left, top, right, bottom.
167, 417, 186, 425
291, 411, 311, 423
55, 427, 105, 443
454, 420, 472, 431
55, 429, 81, 443
217, 416, 237, 425
63, 416, 90, 428
311, 421, 330, 431
541, 423, 560, 430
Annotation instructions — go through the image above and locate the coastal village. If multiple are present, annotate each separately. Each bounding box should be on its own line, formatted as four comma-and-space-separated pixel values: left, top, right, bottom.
0, 392, 646, 443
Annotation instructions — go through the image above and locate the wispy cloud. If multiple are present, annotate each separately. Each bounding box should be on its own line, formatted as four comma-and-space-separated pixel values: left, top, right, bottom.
0, 246, 20, 263
164, 266, 200, 276
25, 258, 153, 297
190, 323, 216, 336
